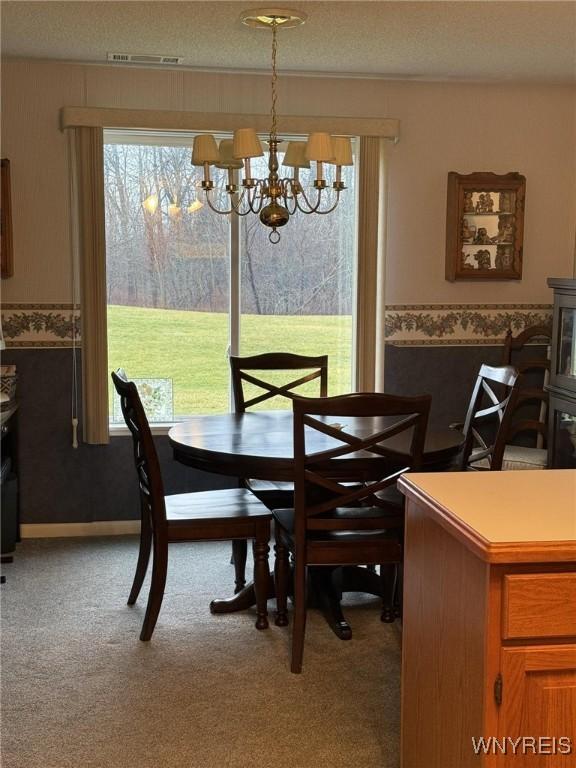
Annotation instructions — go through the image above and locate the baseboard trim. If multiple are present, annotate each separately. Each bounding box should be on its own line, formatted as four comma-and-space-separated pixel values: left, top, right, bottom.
20, 521, 141, 538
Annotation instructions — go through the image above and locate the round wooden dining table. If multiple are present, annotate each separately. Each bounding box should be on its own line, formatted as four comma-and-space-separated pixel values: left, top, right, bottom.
168, 410, 464, 638
169, 410, 464, 478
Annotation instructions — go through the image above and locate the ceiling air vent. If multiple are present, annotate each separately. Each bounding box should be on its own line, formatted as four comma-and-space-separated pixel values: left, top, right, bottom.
107, 53, 185, 65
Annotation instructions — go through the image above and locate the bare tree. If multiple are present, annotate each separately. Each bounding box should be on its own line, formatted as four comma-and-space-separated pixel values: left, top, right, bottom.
104, 141, 354, 317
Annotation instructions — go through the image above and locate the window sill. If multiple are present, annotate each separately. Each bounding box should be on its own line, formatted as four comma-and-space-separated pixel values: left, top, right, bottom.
109, 422, 178, 437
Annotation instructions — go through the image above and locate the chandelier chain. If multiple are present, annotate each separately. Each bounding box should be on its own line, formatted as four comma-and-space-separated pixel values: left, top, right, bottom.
270, 19, 278, 142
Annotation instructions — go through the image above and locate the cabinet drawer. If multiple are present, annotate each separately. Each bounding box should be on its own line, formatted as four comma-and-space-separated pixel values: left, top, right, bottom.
502, 573, 576, 640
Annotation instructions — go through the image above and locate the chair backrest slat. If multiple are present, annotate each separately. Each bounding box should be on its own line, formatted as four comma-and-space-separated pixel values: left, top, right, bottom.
502, 324, 551, 369
301, 412, 423, 464
460, 364, 520, 471
111, 370, 167, 528
501, 324, 551, 449
292, 393, 431, 533
230, 352, 328, 412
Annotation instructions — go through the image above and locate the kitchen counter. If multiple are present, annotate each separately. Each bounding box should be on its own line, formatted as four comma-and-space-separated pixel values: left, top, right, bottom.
399, 469, 576, 563
398, 469, 576, 767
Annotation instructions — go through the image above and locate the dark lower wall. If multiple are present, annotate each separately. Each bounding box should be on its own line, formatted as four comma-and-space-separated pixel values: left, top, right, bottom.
3, 349, 233, 525
4, 343, 548, 525
384, 342, 549, 431
384, 344, 503, 430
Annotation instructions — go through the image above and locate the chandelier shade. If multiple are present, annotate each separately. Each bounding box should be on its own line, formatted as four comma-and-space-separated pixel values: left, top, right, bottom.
190, 8, 352, 243
332, 136, 354, 167
232, 128, 264, 160
191, 134, 220, 165
305, 133, 335, 162
282, 141, 310, 169
215, 139, 244, 170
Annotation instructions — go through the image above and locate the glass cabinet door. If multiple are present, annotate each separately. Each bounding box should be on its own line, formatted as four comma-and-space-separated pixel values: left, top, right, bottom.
552, 410, 576, 468
557, 307, 576, 379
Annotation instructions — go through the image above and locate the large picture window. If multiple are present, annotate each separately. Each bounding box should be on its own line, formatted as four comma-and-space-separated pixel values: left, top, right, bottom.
104, 129, 357, 423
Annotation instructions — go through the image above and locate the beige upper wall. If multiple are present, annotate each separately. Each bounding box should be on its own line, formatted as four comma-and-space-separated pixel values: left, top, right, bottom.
383, 80, 575, 304
1, 59, 575, 304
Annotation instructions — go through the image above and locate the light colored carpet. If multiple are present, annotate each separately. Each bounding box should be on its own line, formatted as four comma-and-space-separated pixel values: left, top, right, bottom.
1, 537, 401, 768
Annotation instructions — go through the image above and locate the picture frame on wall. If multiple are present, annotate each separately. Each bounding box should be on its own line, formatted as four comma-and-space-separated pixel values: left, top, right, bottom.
1, 158, 14, 279
445, 171, 526, 282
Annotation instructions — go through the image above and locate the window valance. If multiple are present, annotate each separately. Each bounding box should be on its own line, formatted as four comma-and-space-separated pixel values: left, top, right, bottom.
60, 106, 400, 142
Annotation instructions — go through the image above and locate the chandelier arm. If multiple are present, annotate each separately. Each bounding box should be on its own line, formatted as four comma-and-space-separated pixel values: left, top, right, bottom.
232, 206, 257, 217
205, 197, 236, 216
280, 178, 298, 198
308, 195, 342, 215
283, 193, 299, 216
233, 185, 264, 216
278, 179, 299, 214
295, 188, 342, 215
204, 189, 267, 217
293, 185, 323, 213
247, 182, 267, 213
204, 187, 251, 216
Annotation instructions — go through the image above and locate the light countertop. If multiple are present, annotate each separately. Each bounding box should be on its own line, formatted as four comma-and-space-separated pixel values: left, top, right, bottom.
399, 469, 576, 563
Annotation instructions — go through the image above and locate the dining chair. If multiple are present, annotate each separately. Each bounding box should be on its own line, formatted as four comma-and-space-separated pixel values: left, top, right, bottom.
111, 369, 272, 640
229, 352, 329, 590
273, 391, 431, 673
499, 325, 551, 470
454, 363, 521, 471
230, 352, 328, 414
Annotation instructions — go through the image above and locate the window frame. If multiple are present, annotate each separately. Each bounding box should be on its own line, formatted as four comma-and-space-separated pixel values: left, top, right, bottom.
64, 109, 397, 443
104, 128, 361, 432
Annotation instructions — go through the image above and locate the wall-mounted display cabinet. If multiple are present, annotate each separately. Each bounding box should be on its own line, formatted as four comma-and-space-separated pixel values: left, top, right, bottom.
445, 171, 526, 282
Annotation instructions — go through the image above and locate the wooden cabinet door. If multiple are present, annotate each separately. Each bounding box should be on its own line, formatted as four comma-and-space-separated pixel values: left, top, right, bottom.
496, 646, 576, 766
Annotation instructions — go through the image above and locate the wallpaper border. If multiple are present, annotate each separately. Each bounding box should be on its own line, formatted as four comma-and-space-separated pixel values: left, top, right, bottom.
1, 303, 80, 348
385, 303, 552, 346
1, 302, 553, 348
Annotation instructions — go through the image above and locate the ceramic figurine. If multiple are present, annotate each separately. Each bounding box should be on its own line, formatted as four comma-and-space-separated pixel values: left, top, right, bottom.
495, 246, 513, 270
461, 218, 475, 242
473, 226, 492, 244
473, 249, 492, 270
499, 191, 512, 213
495, 216, 514, 243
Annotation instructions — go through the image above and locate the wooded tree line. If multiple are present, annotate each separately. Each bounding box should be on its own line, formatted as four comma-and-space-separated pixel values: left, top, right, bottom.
104, 142, 354, 315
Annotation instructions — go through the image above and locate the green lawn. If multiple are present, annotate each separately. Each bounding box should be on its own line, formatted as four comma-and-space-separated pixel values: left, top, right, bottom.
108, 305, 352, 419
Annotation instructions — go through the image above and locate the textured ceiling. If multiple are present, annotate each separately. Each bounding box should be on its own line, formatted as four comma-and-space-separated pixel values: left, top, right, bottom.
1, 1, 575, 83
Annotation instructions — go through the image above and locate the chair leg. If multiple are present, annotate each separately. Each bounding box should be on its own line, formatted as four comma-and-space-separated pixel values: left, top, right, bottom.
128, 506, 152, 605
291, 559, 307, 674
380, 563, 397, 623
140, 532, 168, 641
252, 522, 270, 630
274, 532, 290, 627
232, 539, 248, 593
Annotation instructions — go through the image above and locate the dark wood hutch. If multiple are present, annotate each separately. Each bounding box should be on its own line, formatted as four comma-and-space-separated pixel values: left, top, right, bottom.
546, 277, 576, 469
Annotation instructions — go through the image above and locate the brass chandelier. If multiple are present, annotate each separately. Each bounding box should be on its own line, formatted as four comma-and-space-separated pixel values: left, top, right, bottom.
191, 8, 353, 244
